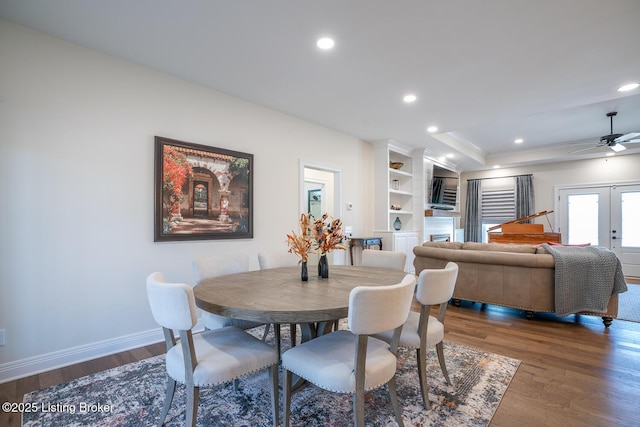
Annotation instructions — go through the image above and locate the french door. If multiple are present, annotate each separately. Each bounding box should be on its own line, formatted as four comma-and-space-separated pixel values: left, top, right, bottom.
557, 183, 640, 276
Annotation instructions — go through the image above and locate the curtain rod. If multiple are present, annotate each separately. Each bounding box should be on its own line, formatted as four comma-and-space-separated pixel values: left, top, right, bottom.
466, 173, 532, 182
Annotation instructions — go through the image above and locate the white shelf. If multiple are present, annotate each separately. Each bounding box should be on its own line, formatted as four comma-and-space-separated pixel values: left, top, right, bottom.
389, 168, 412, 177
389, 189, 412, 196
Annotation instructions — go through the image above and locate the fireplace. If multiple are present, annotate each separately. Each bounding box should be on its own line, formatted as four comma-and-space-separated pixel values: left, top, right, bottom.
430, 234, 451, 242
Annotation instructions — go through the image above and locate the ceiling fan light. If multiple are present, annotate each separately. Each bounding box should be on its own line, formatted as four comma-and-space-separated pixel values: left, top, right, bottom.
610, 144, 626, 152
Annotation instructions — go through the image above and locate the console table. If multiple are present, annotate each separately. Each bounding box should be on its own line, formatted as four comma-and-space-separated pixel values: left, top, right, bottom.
348, 237, 383, 265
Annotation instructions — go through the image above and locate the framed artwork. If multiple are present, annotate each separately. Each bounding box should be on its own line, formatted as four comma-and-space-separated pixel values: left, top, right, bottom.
154, 136, 253, 241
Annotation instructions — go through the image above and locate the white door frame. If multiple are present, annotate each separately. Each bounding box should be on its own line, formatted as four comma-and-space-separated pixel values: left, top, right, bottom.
300, 160, 344, 265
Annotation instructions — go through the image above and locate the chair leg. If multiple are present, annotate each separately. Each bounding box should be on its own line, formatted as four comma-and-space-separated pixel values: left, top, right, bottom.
416, 348, 431, 410
262, 323, 271, 341
185, 384, 199, 427
435, 341, 451, 384
269, 365, 279, 427
283, 369, 292, 427
388, 376, 405, 427
353, 387, 365, 427
158, 375, 176, 427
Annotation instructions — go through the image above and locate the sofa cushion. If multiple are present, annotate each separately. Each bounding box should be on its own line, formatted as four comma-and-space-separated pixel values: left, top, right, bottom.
421, 241, 463, 249
462, 242, 538, 254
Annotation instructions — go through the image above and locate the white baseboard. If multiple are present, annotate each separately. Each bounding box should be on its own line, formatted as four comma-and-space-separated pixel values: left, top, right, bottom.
0, 328, 165, 384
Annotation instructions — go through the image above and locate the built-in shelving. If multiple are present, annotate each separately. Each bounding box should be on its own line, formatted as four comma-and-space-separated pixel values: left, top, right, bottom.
372, 141, 420, 272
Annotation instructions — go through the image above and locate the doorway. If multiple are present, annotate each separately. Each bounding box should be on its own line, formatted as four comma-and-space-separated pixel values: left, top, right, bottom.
557, 183, 640, 276
301, 161, 343, 265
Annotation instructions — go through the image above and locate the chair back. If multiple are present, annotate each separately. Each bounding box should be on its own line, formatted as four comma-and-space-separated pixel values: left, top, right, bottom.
192, 253, 250, 282
361, 249, 406, 271
258, 251, 299, 269
348, 273, 416, 335
146, 272, 197, 331
416, 262, 459, 306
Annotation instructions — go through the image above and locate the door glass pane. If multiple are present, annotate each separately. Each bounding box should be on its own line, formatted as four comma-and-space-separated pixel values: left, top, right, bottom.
621, 191, 640, 247
568, 194, 599, 245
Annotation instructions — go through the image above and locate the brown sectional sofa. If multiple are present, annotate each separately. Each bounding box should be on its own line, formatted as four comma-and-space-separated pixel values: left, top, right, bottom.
413, 241, 618, 327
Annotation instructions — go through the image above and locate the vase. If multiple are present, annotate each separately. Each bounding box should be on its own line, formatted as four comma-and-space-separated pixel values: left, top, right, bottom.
393, 216, 402, 231
318, 254, 329, 278
301, 261, 308, 281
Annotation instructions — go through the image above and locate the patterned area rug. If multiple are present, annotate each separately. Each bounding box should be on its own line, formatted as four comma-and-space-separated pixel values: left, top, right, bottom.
617, 282, 640, 323
22, 327, 520, 426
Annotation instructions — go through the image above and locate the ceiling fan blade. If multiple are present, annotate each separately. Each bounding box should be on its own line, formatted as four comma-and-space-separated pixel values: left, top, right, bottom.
622, 139, 640, 144
615, 132, 640, 142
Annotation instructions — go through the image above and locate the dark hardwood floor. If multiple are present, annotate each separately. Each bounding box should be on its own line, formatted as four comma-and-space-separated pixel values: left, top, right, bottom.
2, 304, 640, 426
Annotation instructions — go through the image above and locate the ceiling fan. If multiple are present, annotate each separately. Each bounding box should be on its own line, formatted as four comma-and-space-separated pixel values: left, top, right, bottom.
571, 112, 640, 154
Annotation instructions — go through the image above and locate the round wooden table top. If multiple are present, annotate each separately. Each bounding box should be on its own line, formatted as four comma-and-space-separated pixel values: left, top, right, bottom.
193, 265, 409, 324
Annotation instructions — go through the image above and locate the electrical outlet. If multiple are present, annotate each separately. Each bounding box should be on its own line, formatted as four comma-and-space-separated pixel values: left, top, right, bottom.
0, 329, 5, 346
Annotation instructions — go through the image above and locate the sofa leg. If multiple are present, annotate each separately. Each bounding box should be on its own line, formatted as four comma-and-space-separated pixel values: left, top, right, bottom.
602, 317, 612, 328
452, 298, 461, 307
525, 311, 534, 319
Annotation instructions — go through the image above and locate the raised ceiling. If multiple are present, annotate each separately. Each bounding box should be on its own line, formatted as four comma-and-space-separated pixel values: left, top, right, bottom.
1, 0, 639, 171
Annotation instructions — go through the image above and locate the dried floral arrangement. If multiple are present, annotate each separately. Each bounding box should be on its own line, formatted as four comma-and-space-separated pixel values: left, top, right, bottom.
287, 212, 346, 261
312, 213, 346, 255
286, 213, 312, 262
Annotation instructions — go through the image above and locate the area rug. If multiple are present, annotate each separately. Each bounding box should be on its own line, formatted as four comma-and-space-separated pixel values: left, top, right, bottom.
617, 282, 640, 323
22, 327, 520, 427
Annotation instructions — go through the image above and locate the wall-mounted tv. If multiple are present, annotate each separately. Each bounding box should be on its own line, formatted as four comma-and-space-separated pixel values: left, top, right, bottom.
430, 165, 459, 210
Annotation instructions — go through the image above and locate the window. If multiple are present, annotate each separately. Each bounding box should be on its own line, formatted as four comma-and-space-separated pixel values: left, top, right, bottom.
481, 188, 515, 242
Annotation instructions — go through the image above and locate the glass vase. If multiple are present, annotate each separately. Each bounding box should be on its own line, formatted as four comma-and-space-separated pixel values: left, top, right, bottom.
318, 254, 329, 279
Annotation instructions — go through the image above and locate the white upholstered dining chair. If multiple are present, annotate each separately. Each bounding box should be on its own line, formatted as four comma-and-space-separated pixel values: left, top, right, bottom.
257, 251, 300, 350
145, 272, 279, 427
375, 261, 459, 409
192, 253, 268, 337
282, 273, 417, 427
257, 251, 299, 270
361, 248, 407, 271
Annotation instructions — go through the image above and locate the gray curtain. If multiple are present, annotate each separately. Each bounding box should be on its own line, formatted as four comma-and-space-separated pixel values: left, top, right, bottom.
464, 179, 482, 242
515, 174, 534, 221
430, 176, 446, 204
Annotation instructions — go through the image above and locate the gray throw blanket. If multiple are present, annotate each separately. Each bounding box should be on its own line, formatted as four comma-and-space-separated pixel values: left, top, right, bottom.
541, 244, 628, 316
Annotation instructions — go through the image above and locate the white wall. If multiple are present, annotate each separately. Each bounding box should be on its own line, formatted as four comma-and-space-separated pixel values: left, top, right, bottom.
460, 154, 640, 231
0, 20, 373, 380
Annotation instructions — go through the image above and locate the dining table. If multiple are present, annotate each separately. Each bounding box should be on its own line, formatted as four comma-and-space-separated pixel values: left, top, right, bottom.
193, 265, 409, 342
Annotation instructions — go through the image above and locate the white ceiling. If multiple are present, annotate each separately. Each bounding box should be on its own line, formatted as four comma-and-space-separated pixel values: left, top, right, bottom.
2, 0, 639, 171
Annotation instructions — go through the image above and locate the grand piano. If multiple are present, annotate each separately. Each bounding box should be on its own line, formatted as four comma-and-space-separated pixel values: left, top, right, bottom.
487, 210, 561, 244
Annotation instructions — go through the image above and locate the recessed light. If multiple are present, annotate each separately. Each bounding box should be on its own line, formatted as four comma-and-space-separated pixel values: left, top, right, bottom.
403, 94, 417, 103
618, 83, 639, 92
493, 165, 500, 169
316, 37, 335, 50
426, 126, 438, 133
514, 138, 524, 144
446, 153, 454, 158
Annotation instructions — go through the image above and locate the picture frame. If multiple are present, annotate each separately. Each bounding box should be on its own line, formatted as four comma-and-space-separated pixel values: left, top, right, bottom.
154, 136, 253, 241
